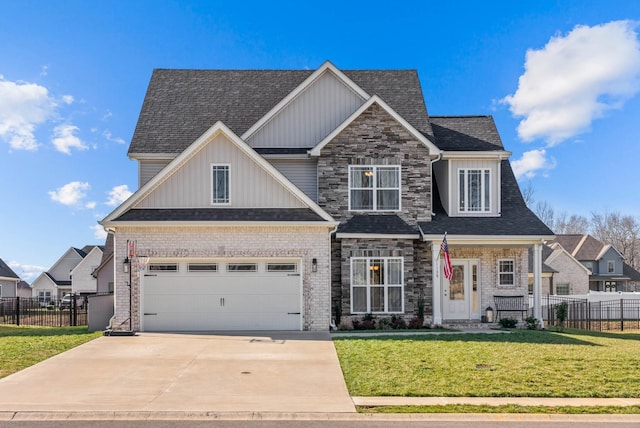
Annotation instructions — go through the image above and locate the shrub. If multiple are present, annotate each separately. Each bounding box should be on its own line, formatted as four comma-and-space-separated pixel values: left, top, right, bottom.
555, 301, 568, 332
391, 315, 407, 329
498, 317, 518, 328
524, 316, 539, 330
408, 316, 424, 329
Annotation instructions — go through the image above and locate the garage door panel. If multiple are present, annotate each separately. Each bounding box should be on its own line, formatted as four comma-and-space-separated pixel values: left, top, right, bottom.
142, 259, 302, 331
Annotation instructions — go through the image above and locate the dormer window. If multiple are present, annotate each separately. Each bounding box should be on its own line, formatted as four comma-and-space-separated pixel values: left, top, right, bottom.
211, 164, 230, 205
349, 165, 400, 211
459, 168, 490, 212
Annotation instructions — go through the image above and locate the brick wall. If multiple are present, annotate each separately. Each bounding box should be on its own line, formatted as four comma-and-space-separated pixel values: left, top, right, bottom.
112, 225, 331, 331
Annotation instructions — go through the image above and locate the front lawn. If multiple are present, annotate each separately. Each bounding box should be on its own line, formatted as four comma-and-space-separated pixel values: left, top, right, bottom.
0, 325, 101, 379
334, 329, 640, 398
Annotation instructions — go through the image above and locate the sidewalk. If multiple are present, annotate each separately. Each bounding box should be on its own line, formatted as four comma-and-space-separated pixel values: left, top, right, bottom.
353, 396, 640, 407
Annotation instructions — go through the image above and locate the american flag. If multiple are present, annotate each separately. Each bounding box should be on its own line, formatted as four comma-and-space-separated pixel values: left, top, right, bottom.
441, 233, 453, 281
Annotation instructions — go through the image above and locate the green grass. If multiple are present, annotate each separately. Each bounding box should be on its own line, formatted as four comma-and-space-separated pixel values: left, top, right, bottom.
358, 405, 640, 414
0, 325, 102, 379
334, 329, 640, 398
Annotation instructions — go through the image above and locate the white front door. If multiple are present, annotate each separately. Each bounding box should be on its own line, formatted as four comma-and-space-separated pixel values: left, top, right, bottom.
442, 259, 480, 320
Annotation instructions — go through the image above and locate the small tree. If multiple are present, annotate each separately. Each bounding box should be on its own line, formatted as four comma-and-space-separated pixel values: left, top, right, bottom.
555, 301, 568, 332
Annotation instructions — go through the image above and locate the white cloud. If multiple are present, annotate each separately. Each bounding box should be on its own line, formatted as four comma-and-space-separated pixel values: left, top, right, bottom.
8, 261, 47, 283
49, 181, 90, 206
0, 76, 57, 150
91, 224, 107, 240
85, 201, 97, 209
503, 20, 640, 144
106, 184, 133, 206
61, 95, 74, 104
52, 124, 88, 154
511, 149, 556, 179
103, 129, 126, 144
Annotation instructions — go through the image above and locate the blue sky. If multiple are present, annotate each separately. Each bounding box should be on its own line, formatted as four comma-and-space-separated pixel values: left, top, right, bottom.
1, 1, 639, 282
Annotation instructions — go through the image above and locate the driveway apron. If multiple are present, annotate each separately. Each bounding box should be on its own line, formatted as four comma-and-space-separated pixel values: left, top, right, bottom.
0, 332, 355, 413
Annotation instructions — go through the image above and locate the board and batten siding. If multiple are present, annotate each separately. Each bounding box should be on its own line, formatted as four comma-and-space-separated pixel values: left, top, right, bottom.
269, 159, 318, 202
139, 160, 171, 187
434, 159, 501, 216
246, 71, 365, 149
135, 134, 306, 209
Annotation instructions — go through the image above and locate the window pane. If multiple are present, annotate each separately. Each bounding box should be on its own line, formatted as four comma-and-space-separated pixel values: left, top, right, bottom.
377, 167, 399, 187
212, 165, 229, 204
468, 170, 481, 211
227, 263, 257, 272
388, 287, 402, 312
267, 263, 297, 272
352, 259, 367, 285
370, 287, 384, 312
484, 170, 490, 211
149, 264, 178, 272
352, 287, 367, 312
369, 259, 384, 285
377, 189, 399, 210
388, 259, 402, 285
351, 189, 373, 210
351, 167, 373, 188
188, 263, 218, 272
459, 170, 465, 210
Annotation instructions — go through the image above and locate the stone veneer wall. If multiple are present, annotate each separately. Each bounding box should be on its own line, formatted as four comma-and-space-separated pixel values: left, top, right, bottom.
112, 225, 332, 331
338, 238, 431, 320
317, 103, 433, 224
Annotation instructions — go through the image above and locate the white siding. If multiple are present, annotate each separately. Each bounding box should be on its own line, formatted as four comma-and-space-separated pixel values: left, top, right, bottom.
71, 247, 103, 294
139, 160, 171, 187
49, 249, 83, 281
136, 134, 306, 209
246, 71, 365, 149
269, 159, 318, 201
449, 159, 500, 216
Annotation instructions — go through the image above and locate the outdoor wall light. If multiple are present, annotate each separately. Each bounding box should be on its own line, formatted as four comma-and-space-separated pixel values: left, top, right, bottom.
312, 258, 317, 272
123, 257, 130, 273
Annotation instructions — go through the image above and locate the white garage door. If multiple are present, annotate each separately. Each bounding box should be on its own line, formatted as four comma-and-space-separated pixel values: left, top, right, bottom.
142, 259, 301, 331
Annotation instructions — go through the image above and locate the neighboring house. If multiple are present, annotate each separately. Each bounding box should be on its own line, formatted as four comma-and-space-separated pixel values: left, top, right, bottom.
92, 233, 115, 294
71, 245, 104, 295
0, 258, 20, 298
528, 242, 591, 295
31, 246, 99, 302
100, 61, 553, 332
17, 281, 32, 298
552, 234, 640, 292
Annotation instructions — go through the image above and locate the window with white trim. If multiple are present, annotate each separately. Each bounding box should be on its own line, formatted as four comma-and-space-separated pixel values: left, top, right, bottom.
607, 260, 615, 273
349, 165, 400, 211
351, 257, 403, 313
211, 164, 230, 204
498, 259, 515, 286
459, 168, 491, 212
149, 263, 179, 272
556, 283, 570, 295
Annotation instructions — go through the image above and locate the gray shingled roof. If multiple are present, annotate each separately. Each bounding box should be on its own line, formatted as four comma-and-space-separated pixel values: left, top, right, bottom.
527, 245, 557, 274
337, 215, 419, 235
419, 160, 554, 236
129, 68, 432, 155
0, 258, 19, 279
429, 116, 504, 151
113, 208, 326, 222
551, 235, 615, 261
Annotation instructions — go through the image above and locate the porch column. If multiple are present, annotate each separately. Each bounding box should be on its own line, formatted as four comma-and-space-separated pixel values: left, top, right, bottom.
533, 242, 545, 328
431, 242, 442, 325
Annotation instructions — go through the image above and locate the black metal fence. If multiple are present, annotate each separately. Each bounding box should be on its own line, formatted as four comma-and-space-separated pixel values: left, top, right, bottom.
0, 296, 88, 327
539, 295, 640, 332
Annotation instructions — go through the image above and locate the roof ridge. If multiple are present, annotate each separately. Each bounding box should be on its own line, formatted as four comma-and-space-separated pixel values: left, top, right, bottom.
572, 235, 589, 257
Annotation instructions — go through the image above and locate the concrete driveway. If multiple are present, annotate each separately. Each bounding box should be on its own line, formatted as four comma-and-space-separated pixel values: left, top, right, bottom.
0, 332, 355, 413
